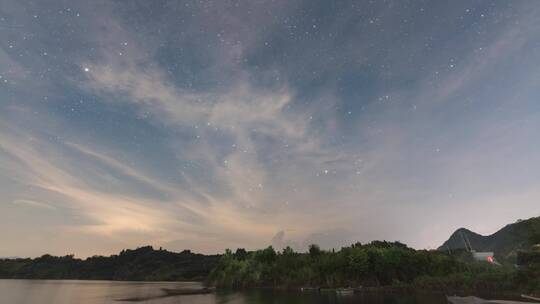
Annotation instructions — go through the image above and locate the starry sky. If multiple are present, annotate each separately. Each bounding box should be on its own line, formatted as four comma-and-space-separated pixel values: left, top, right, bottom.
1, 0, 540, 258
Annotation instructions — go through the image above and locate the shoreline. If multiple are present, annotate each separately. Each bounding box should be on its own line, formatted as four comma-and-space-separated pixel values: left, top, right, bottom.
0, 278, 206, 284
212, 284, 529, 299
0, 279, 534, 301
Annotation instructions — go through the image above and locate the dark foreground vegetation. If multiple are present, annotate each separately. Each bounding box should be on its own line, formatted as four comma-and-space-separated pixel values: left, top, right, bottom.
209, 241, 540, 294
0, 246, 220, 281
2, 217, 539, 295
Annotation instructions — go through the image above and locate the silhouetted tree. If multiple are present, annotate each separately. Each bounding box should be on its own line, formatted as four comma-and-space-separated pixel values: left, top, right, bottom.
309, 244, 322, 258
235, 248, 248, 260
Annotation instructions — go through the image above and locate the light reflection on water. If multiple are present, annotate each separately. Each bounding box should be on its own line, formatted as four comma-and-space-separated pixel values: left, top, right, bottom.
0, 280, 447, 304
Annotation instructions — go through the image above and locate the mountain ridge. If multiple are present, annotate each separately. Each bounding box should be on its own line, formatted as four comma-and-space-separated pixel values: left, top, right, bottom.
438, 216, 540, 259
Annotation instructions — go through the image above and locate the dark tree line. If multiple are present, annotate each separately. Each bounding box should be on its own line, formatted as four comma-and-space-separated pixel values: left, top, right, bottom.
1, 242, 539, 293
0, 246, 220, 281
209, 241, 464, 288
209, 241, 540, 294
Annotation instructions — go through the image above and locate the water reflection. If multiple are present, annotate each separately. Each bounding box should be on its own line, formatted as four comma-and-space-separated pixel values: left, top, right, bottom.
0, 280, 447, 304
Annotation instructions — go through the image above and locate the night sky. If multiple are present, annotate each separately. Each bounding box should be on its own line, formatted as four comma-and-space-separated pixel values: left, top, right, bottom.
1, 0, 540, 258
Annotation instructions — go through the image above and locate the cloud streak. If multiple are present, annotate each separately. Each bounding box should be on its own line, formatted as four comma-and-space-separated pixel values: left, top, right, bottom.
1, 0, 540, 257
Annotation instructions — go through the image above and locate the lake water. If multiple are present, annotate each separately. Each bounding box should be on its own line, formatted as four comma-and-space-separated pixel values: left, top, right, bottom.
0, 280, 448, 304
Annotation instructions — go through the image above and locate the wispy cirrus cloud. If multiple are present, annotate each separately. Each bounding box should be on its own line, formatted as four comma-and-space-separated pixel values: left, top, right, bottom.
2, 0, 540, 258
12, 199, 56, 210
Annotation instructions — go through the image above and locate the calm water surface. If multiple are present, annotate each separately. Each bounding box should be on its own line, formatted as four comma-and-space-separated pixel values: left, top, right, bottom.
0, 280, 447, 304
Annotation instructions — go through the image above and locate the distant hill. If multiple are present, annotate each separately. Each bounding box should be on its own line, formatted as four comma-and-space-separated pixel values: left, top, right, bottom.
438, 216, 540, 260
0, 246, 220, 281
